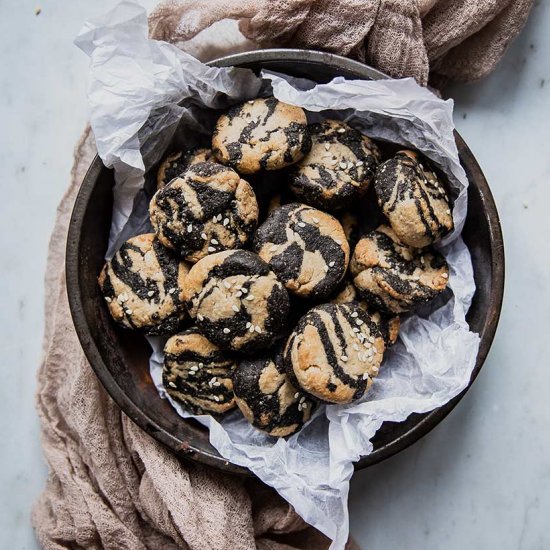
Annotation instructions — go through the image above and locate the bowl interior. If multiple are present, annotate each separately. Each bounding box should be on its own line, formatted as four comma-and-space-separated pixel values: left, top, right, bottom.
67, 50, 504, 475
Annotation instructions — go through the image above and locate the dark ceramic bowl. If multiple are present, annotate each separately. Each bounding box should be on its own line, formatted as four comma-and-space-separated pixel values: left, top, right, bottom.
66, 49, 504, 475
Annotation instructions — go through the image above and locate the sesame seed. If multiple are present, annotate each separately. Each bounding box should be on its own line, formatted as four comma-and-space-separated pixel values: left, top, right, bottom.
298, 222, 306, 228
213, 396, 220, 402
212, 216, 217, 223
337, 127, 346, 133
324, 265, 329, 272
147, 291, 154, 297
187, 224, 193, 233
169, 288, 176, 294
217, 214, 223, 222
324, 143, 330, 151
105, 297, 112, 303
347, 161, 354, 169
299, 396, 306, 403
125, 308, 133, 315
294, 392, 300, 399
353, 344, 360, 351
353, 327, 360, 333
223, 281, 231, 289
211, 238, 219, 245
298, 404, 302, 412
372, 366, 379, 374
368, 336, 375, 343
442, 272, 449, 278
341, 355, 348, 362
446, 209, 451, 214
351, 311, 358, 318
169, 381, 177, 388
232, 305, 239, 312
356, 319, 364, 326
339, 162, 347, 169
301, 403, 308, 410
241, 287, 248, 294
197, 314, 204, 321
223, 328, 230, 334
357, 334, 365, 343
356, 160, 364, 167
249, 325, 255, 333
335, 239, 343, 245
245, 294, 254, 301
235, 291, 242, 298
362, 373, 369, 380
248, 99, 254, 104
329, 261, 335, 267
188, 371, 195, 377
213, 382, 221, 387
208, 246, 216, 253
254, 325, 262, 334
198, 363, 204, 368
246, 322, 252, 329
201, 232, 207, 240
119, 293, 128, 302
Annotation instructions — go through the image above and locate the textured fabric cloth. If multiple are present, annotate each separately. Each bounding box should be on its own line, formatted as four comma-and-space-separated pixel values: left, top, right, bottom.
34, 1, 533, 548
149, 0, 534, 86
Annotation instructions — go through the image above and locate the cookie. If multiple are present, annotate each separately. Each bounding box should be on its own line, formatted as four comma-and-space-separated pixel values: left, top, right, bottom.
284, 303, 385, 404
150, 161, 259, 263
156, 148, 214, 189
98, 233, 189, 335
329, 281, 400, 346
350, 225, 449, 314
253, 203, 350, 299
212, 97, 310, 174
289, 119, 380, 211
232, 350, 314, 437
374, 150, 454, 247
162, 327, 236, 415
182, 250, 290, 353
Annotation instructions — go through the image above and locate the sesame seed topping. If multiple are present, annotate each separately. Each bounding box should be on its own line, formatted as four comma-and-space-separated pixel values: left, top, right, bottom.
246, 322, 252, 329
105, 297, 112, 303
356, 160, 364, 167
362, 372, 369, 380
147, 291, 154, 297
353, 327, 360, 333
197, 314, 204, 321
254, 325, 262, 334
217, 214, 223, 222
335, 239, 343, 245
232, 305, 239, 312
339, 162, 347, 169
201, 232, 207, 240
337, 127, 346, 133
347, 161, 354, 169
223, 328, 230, 334
341, 355, 348, 362
241, 287, 248, 294
297, 222, 306, 228
223, 217, 230, 226
356, 319, 364, 326
249, 325, 255, 333
299, 396, 306, 403
329, 261, 335, 267
353, 344, 360, 351
446, 209, 451, 214
301, 403, 308, 410
298, 404, 302, 412
211, 238, 219, 245
312, 216, 320, 224
248, 100, 254, 104
324, 143, 330, 151
372, 366, 379, 373
236, 291, 242, 298
245, 294, 254, 301
213, 382, 221, 387
294, 392, 300, 399
187, 224, 193, 233
324, 265, 329, 272
351, 311, 358, 318
198, 363, 204, 368
213, 396, 220, 402
212, 216, 217, 223
125, 308, 133, 315
169, 381, 177, 388
208, 246, 216, 253
442, 272, 449, 278
223, 281, 231, 289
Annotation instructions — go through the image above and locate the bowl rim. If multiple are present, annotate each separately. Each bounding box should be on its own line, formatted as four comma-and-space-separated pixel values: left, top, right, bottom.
66, 48, 505, 475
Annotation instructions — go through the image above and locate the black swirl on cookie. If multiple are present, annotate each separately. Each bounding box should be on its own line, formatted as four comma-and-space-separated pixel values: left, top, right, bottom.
232, 348, 315, 437
374, 150, 454, 247
350, 225, 449, 314
156, 148, 215, 190
98, 233, 190, 335
182, 250, 290, 353
253, 203, 350, 299
283, 303, 385, 404
163, 327, 236, 415
212, 97, 311, 174
150, 161, 259, 263
289, 119, 381, 211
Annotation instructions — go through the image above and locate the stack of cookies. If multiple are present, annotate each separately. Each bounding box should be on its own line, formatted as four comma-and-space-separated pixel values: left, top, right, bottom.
98, 96, 454, 437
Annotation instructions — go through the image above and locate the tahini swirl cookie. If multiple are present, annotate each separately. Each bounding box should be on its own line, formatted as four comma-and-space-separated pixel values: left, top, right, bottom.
163, 327, 236, 415
253, 203, 350, 299
232, 350, 315, 437
150, 161, 259, 263
212, 97, 311, 174
98, 233, 190, 335
182, 250, 290, 353
290, 119, 380, 211
374, 150, 454, 247
284, 303, 386, 404
156, 148, 214, 189
350, 225, 449, 314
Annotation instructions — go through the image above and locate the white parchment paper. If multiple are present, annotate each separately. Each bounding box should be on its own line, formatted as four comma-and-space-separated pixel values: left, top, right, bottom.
76, 3, 481, 548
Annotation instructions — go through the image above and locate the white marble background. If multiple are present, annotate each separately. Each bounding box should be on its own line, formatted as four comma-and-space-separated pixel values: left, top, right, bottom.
0, 1, 549, 549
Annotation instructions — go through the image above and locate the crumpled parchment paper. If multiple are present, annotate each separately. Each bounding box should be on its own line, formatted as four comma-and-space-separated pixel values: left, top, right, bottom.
76, 3, 480, 548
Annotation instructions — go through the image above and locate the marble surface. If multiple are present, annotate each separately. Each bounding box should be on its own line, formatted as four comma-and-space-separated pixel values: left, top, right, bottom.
0, 1, 549, 549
